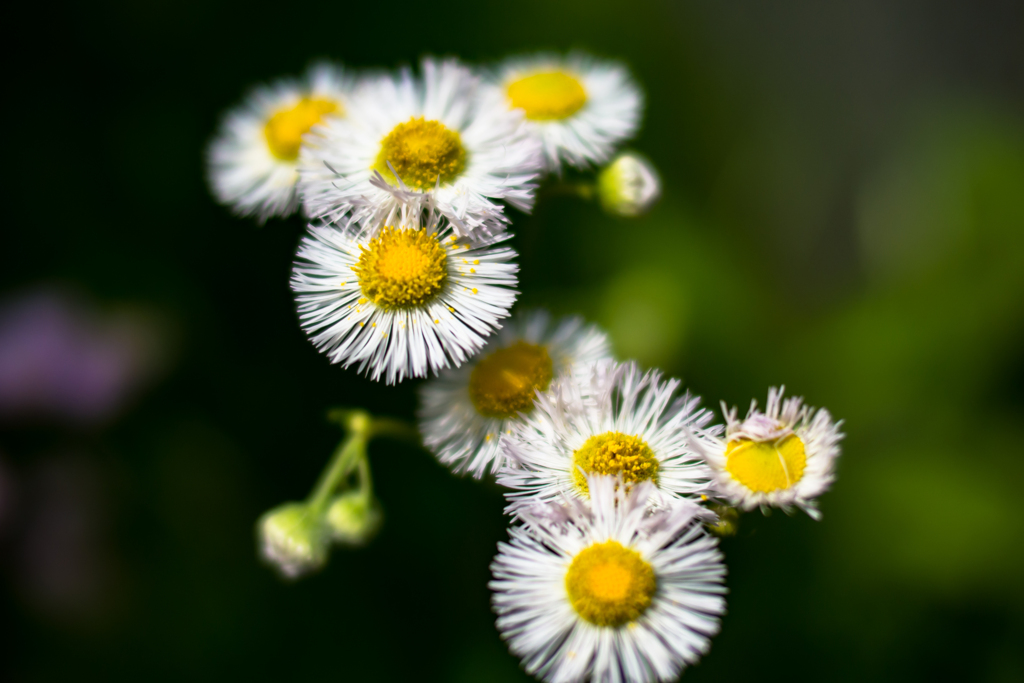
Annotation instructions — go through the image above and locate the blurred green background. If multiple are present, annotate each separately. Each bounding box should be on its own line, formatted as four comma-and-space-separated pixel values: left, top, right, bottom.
2, 0, 1023, 681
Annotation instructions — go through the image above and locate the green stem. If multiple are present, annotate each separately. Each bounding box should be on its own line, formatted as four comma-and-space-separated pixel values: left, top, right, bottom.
308, 409, 420, 513
307, 410, 373, 514
356, 454, 374, 504
371, 417, 423, 446
540, 181, 595, 200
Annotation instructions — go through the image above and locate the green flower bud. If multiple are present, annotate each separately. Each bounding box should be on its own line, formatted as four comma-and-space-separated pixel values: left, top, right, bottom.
326, 492, 383, 546
707, 505, 740, 538
257, 502, 329, 579
597, 152, 661, 217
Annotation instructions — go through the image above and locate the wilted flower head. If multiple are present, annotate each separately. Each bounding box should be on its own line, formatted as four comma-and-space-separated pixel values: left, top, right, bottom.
697, 387, 844, 519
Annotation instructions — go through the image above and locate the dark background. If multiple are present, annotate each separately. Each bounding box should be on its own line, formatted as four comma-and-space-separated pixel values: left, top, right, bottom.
2, 0, 1023, 680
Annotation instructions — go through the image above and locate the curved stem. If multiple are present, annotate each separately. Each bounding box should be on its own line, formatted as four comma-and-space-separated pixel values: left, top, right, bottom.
356, 454, 374, 504
540, 181, 596, 200
308, 410, 419, 514
308, 409, 374, 514
371, 417, 423, 447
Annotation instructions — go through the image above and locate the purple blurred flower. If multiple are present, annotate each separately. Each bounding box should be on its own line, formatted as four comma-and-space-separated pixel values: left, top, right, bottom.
0, 290, 163, 425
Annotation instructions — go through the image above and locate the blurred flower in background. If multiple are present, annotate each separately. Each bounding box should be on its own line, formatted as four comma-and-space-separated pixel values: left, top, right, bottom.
0, 289, 166, 426
0, 289, 168, 628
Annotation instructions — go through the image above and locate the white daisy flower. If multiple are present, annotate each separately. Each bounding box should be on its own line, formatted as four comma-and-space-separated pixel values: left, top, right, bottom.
299, 57, 543, 240
490, 53, 643, 174
290, 206, 518, 384
498, 360, 718, 515
207, 63, 357, 223
491, 474, 727, 683
418, 310, 613, 479
696, 387, 844, 520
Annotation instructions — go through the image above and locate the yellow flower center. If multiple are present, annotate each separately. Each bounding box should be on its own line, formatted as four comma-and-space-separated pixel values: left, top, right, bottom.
507, 71, 588, 121
572, 432, 659, 496
468, 342, 553, 419
264, 97, 340, 161
565, 540, 656, 627
724, 434, 807, 493
373, 117, 467, 191
353, 227, 448, 310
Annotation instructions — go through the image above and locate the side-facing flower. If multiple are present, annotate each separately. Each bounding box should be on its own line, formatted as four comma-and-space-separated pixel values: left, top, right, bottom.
207, 63, 356, 222
300, 57, 543, 239
490, 53, 643, 174
597, 152, 661, 217
698, 387, 843, 519
491, 474, 726, 683
291, 206, 518, 384
499, 360, 718, 515
418, 310, 613, 479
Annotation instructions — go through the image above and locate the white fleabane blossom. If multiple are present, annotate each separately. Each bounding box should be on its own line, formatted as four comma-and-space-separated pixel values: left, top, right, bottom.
499, 359, 718, 516
418, 310, 613, 478
207, 63, 356, 223
489, 53, 643, 174
299, 57, 543, 240
491, 474, 727, 683
697, 386, 843, 519
291, 206, 518, 384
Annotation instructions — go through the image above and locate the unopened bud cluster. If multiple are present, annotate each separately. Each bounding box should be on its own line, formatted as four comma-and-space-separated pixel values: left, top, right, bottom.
258, 494, 382, 579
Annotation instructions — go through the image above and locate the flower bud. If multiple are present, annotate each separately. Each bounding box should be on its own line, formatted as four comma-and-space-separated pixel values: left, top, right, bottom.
706, 505, 739, 538
597, 152, 661, 217
326, 492, 383, 546
257, 502, 329, 579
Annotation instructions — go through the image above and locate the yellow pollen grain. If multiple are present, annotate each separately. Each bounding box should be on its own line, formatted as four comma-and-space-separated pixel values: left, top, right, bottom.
725, 434, 807, 493
264, 97, 340, 161
507, 71, 587, 121
473, 259, 479, 265
565, 540, 656, 627
353, 226, 448, 310
372, 117, 467, 191
468, 341, 554, 419
572, 432, 659, 496
472, 288, 478, 294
